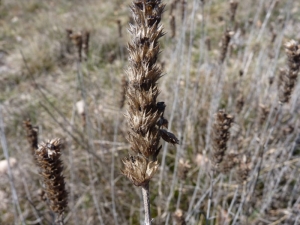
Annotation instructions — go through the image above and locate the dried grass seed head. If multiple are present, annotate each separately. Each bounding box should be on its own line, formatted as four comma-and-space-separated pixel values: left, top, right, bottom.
278, 40, 300, 103
211, 110, 234, 166
219, 30, 234, 64
35, 138, 68, 216
123, 1, 178, 188
23, 119, 38, 154
125, 0, 166, 159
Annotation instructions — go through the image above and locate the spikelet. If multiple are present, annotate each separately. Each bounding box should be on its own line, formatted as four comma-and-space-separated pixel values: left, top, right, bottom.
121, 155, 159, 186
278, 40, 300, 103
211, 110, 234, 170
35, 139, 68, 222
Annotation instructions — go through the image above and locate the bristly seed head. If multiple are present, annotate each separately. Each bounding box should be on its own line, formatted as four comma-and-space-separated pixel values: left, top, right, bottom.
23, 119, 39, 159
278, 40, 300, 103
35, 138, 68, 217
122, 0, 178, 186
121, 155, 159, 186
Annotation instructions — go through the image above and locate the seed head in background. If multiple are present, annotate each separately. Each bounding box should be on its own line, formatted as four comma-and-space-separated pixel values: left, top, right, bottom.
23, 119, 38, 159
278, 40, 300, 103
211, 110, 234, 172
35, 138, 68, 224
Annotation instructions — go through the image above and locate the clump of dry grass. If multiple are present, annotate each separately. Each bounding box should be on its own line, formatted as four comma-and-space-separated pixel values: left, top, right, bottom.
278, 40, 300, 103
35, 138, 68, 225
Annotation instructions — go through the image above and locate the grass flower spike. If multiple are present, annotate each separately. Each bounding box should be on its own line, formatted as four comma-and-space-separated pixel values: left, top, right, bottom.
35, 138, 68, 224
278, 40, 300, 103
122, 0, 178, 224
